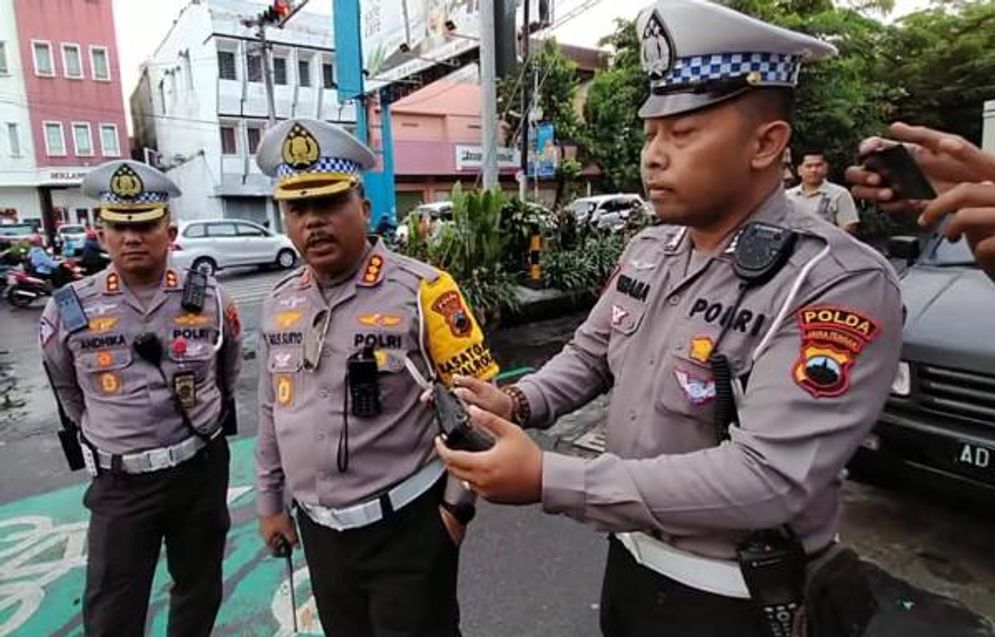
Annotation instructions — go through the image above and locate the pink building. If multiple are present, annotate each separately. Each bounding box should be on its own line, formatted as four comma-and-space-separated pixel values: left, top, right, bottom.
0, 0, 127, 234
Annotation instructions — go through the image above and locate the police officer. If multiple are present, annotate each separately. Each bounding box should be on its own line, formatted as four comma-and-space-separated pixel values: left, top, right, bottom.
786, 150, 861, 233
436, 1, 903, 635
40, 160, 242, 636
254, 119, 499, 636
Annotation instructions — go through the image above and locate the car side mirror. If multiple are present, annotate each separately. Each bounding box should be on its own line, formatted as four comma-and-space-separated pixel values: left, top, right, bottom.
887, 235, 920, 264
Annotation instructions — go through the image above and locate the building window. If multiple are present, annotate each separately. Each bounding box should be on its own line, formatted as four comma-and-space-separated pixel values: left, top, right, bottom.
100, 124, 120, 156
273, 56, 287, 85
62, 43, 83, 78
90, 46, 110, 81
7, 123, 20, 156
33, 41, 54, 76
218, 50, 236, 80
246, 52, 262, 83
0, 42, 8, 74
247, 126, 262, 154
298, 58, 310, 87
158, 79, 166, 114
43, 121, 65, 156
72, 122, 93, 156
322, 62, 334, 89
220, 125, 237, 155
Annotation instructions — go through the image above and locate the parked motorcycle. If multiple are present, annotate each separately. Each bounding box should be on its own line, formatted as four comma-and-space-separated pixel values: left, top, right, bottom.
4, 261, 82, 308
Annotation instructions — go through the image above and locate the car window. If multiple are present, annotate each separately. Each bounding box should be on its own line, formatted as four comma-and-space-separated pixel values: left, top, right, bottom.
208, 223, 238, 237
1, 225, 36, 237
60, 225, 85, 234
236, 223, 267, 237
926, 235, 976, 266
183, 224, 206, 238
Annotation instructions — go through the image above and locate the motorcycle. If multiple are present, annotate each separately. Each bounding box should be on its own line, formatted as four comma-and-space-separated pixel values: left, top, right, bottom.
4, 261, 82, 308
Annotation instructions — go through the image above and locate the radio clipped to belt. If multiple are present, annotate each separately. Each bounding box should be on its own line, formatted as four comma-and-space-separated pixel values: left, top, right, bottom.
707, 222, 807, 637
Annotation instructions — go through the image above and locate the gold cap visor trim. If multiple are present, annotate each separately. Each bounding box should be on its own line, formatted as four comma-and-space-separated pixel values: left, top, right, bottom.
99, 206, 167, 223
274, 172, 358, 201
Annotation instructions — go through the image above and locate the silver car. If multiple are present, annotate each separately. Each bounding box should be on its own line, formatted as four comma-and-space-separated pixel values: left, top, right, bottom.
567, 194, 649, 231
170, 219, 298, 275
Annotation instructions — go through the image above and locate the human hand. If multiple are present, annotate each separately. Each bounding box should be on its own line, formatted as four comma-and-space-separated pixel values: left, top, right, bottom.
919, 182, 995, 282
259, 511, 299, 555
846, 122, 995, 212
434, 406, 543, 505
451, 375, 515, 421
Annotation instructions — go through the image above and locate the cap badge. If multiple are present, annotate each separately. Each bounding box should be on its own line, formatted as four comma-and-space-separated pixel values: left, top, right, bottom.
640, 10, 675, 79
282, 123, 320, 169
110, 164, 143, 199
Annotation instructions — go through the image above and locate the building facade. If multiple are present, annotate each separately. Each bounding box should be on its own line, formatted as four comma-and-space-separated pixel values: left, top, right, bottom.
0, 0, 128, 232
131, 0, 355, 226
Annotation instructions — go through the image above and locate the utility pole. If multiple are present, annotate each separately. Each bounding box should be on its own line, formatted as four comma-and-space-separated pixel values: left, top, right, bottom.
258, 24, 277, 126
519, 0, 530, 200
479, 0, 499, 188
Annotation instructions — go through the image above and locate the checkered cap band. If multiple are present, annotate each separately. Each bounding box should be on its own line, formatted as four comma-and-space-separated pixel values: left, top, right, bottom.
100, 191, 169, 204
277, 157, 363, 179
654, 52, 800, 89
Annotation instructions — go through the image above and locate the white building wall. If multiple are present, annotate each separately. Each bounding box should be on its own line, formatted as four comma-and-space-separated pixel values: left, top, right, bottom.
133, 0, 356, 224
0, 0, 40, 218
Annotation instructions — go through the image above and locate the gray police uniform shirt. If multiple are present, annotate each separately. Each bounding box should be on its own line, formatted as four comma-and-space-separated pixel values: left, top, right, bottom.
40, 266, 242, 454
786, 180, 860, 228
519, 188, 902, 559
255, 240, 499, 516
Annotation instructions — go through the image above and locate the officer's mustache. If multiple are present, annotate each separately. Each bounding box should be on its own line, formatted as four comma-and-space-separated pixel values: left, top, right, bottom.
305, 232, 335, 247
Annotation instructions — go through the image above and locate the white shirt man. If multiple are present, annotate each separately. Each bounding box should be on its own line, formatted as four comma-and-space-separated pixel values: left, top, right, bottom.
787, 152, 860, 233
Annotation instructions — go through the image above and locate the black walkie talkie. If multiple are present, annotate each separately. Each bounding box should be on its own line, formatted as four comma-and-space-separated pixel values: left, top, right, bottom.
182, 270, 208, 313
732, 222, 797, 287
348, 346, 381, 417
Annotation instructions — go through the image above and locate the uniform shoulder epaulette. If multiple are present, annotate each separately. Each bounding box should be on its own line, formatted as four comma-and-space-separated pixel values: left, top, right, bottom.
393, 254, 442, 284
272, 266, 305, 294
72, 276, 99, 298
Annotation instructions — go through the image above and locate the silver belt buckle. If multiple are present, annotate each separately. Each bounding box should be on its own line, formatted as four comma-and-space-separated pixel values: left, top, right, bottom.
147, 447, 174, 470
81, 445, 98, 477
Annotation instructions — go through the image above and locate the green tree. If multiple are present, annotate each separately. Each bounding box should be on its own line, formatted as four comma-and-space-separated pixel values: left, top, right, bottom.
497, 38, 582, 147
884, 1, 995, 144
581, 19, 647, 193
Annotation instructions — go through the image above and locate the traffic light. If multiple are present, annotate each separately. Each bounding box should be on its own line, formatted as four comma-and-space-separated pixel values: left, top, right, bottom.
259, 0, 293, 25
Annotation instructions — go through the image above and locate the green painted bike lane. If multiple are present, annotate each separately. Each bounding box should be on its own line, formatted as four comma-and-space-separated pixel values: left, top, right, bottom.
0, 437, 322, 636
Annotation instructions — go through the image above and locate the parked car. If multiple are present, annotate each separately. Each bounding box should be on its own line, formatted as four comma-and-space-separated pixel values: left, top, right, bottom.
0, 223, 41, 250
566, 194, 649, 231
850, 231, 995, 497
169, 219, 298, 275
396, 201, 454, 243
56, 224, 87, 256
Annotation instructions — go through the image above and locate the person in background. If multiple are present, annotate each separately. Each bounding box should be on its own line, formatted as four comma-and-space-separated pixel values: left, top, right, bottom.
786, 150, 861, 233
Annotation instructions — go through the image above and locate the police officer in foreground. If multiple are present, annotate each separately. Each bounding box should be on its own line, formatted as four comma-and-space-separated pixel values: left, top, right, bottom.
254, 119, 499, 636
40, 160, 242, 636
436, 1, 903, 634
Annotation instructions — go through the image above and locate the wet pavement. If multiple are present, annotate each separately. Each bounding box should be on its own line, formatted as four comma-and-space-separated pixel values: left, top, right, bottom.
1, 270, 993, 635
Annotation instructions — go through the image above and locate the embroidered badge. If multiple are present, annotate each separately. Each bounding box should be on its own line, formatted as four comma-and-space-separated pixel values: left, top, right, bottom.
88, 316, 119, 333
110, 164, 143, 198
39, 318, 56, 347
86, 302, 118, 315
629, 259, 657, 271
96, 351, 114, 367
276, 310, 303, 329
611, 304, 629, 326
164, 269, 179, 289
282, 122, 320, 169
689, 336, 714, 364
674, 369, 716, 405
358, 313, 403, 328
359, 254, 385, 286
225, 303, 241, 337
174, 313, 211, 327
640, 9, 675, 79
431, 290, 472, 338
793, 306, 880, 398
105, 272, 120, 294
278, 296, 306, 308
275, 375, 294, 407
99, 372, 121, 395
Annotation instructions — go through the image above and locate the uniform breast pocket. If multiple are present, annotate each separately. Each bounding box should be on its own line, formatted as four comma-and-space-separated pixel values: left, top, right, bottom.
658, 355, 719, 422
606, 299, 647, 374
167, 342, 216, 384
75, 349, 136, 398
268, 346, 303, 410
